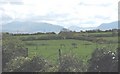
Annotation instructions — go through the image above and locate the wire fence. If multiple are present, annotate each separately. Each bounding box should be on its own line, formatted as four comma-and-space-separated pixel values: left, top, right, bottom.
2, 44, 118, 72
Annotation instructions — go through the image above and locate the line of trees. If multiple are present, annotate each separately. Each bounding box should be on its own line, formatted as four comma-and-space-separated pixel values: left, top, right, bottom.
10, 29, 119, 36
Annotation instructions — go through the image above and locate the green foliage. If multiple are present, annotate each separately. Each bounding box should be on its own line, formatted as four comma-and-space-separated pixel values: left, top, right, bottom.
21, 35, 63, 41
88, 48, 118, 72
2, 33, 28, 70
3, 57, 30, 72
4, 56, 51, 72
59, 52, 84, 72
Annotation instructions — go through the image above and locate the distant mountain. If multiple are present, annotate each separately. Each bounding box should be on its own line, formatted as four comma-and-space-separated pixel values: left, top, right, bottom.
2, 21, 64, 33
2, 20, 119, 33
68, 26, 96, 31
97, 21, 118, 30
69, 21, 119, 31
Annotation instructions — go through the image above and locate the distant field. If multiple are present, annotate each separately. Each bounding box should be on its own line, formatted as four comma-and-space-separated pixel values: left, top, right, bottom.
11, 31, 118, 64
24, 39, 118, 64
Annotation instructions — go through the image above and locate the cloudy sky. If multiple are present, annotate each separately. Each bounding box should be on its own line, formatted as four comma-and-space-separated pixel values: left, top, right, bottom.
0, 0, 119, 28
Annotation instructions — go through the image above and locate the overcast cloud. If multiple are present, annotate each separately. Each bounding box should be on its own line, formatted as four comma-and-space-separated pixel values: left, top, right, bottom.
0, 0, 119, 27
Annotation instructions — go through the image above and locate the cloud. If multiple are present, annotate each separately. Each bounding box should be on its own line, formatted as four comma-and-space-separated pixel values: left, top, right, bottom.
26, 13, 69, 22
0, 0, 24, 5
0, 0, 119, 27
94, 15, 110, 20
79, 2, 112, 7
1, 14, 12, 21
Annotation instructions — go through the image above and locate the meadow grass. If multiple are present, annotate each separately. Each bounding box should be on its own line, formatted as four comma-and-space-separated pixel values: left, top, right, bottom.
24, 39, 118, 64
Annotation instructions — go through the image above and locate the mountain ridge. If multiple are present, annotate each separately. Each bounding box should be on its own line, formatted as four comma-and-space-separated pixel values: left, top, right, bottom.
2, 21, 64, 33
2, 21, 118, 33
97, 21, 118, 30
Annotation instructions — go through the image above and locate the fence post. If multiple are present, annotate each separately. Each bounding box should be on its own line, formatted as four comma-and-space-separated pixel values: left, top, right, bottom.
58, 49, 62, 71
59, 49, 61, 63
26, 48, 28, 57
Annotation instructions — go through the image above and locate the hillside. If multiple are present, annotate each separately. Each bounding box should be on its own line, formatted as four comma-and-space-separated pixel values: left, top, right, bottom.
97, 21, 118, 30
2, 21, 64, 33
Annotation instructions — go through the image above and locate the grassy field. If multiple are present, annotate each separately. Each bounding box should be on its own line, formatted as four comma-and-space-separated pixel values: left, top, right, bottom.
10, 31, 118, 65
24, 38, 118, 64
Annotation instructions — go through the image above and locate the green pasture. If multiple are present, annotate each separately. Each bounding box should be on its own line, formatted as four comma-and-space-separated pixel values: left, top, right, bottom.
12, 31, 118, 64
24, 39, 118, 64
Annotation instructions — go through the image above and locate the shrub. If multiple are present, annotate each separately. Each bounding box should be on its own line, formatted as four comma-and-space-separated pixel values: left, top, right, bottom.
4, 56, 51, 72
88, 48, 118, 72
58, 52, 84, 72
2, 33, 28, 70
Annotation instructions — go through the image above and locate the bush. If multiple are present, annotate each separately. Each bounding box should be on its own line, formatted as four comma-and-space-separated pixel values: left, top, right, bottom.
88, 48, 118, 72
4, 56, 51, 72
3, 57, 30, 72
2, 33, 28, 70
58, 52, 84, 72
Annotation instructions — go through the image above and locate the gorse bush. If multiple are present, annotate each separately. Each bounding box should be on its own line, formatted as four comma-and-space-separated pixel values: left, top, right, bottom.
58, 52, 84, 72
88, 48, 118, 72
3, 57, 30, 72
4, 56, 51, 72
2, 33, 28, 71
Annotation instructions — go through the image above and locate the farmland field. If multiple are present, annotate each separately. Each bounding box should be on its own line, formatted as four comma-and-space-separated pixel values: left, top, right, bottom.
24, 37, 118, 64
12, 32, 119, 62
